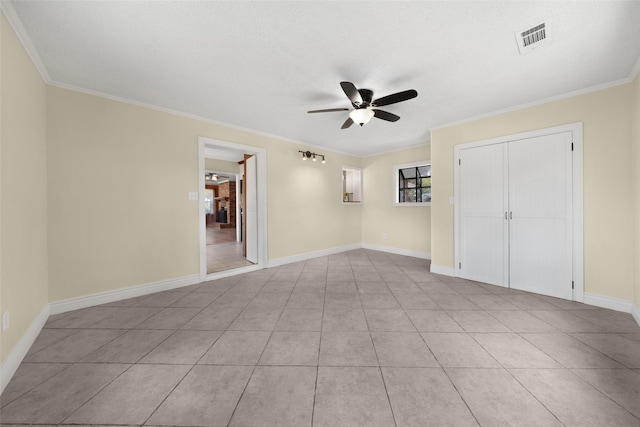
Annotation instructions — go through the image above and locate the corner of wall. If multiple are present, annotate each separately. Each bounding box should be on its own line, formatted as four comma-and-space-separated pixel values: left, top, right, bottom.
1, 10, 50, 390
632, 69, 640, 320
0, 305, 49, 394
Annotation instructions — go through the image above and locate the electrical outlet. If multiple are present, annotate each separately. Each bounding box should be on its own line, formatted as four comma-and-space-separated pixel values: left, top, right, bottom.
188, 192, 199, 201
383, 233, 388, 240
2, 311, 9, 332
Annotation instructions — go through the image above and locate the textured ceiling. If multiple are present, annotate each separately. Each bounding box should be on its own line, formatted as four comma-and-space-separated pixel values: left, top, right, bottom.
6, 1, 640, 156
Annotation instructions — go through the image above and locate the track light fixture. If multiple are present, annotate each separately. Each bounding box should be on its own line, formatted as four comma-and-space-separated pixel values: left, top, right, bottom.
299, 150, 326, 164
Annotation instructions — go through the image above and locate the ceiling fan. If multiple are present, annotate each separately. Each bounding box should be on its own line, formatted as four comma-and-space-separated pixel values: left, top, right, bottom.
307, 81, 418, 129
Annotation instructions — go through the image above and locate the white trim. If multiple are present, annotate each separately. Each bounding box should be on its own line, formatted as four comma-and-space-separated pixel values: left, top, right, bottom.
0, 1, 51, 82
267, 244, 362, 268
341, 165, 363, 204
430, 264, 455, 277
0, 305, 49, 394
206, 264, 264, 281
571, 124, 585, 303
361, 243, 430, 260
49, 274, 200, 315
393, 203, 431, 207
431, 78, 632, 131
198, 137, 268, 283
584, 293, 634, 314
453, 123, 582, 151
453, 122, 584, 303
47, 80, 359, 159
393, 160, 431, 206
199, 142, 207, 280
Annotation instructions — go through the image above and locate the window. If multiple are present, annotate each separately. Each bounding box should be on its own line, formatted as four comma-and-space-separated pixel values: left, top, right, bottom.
394, 161, 431, 205
204, 188, 215, 214
342, 166, 362, 203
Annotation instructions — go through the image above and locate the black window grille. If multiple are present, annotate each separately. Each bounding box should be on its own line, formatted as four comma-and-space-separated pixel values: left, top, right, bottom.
398, 165, 431, 203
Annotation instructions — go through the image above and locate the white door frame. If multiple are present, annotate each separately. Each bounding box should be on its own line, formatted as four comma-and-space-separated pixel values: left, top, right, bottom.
198, 137, 268, 282
453, 122, 584, 302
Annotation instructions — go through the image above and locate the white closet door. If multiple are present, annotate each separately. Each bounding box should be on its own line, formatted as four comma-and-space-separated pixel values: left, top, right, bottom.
508, 132, 573, 299
459, 143, 509, 287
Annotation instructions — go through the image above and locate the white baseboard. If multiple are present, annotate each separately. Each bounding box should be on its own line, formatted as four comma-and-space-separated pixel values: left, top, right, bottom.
583, 292, 634, 314
361, 243, 430, 260
0, 304, 49, 395
267, 244, 362, 268
206, 264, 264, 281
2, 274, 200, 393
430, 264, 455, 277
49, 274, 201, 315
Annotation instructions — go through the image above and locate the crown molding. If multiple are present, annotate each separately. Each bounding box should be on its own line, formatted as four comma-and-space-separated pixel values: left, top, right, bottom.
49, 80, 364, 159
1, 0, 51, 82
430, 77, 633, 132
361, 141, 431, 159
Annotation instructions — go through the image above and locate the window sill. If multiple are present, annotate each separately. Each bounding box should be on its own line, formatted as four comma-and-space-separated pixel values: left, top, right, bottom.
394, 202, 431, 207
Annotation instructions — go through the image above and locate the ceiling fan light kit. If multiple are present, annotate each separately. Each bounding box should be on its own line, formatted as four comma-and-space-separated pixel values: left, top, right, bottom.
349, 108, 375, 126
308, 81, 418, 129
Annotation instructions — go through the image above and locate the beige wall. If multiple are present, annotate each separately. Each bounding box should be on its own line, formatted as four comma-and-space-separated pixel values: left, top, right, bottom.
362, 145, 431, 255
0, 14, 49, 363
266, 141, 363, 259
431, 83, 635, 301
633, 74, 640, 310
204, 158, 240, 174
46, 86, 363, 301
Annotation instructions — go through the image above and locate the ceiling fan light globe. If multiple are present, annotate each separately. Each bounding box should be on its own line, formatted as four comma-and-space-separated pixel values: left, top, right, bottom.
349, 108, 375, 126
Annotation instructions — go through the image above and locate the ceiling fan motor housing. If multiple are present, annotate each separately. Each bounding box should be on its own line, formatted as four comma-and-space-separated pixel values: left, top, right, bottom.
357, 89, 374, 107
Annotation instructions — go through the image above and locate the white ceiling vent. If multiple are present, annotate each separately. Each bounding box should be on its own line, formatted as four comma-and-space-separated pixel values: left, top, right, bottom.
516, 22, 548, 54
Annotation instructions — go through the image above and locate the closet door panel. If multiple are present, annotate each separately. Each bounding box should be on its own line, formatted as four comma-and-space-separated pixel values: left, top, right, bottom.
458, 144, 508, 286
508, 132, 573, 299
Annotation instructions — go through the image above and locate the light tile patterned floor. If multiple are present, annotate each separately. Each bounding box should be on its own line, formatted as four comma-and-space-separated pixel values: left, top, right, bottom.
207, 241, 253, 274
2, 249, 640, 426
206, 223, 253, 274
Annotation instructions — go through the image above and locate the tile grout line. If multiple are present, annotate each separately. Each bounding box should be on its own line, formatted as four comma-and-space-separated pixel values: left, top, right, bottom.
310, 258, 329, 427
361, 250, 399, 427
223, 264, 297, 426
60, 284, 235, 426
139, 281, 246, 427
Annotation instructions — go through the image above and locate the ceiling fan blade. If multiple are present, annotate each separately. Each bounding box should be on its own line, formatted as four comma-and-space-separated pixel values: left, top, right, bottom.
373, 89, 418, 107
373, 109, 400, 122
341, 117, 354, 129
307, 108, 350, 113
340, 81, 363, 106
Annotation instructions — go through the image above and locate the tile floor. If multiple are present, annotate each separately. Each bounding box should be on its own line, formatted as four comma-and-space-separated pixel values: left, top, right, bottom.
207, 242, 253, 274
2, 249, 640, 427
206, 224, 253, 274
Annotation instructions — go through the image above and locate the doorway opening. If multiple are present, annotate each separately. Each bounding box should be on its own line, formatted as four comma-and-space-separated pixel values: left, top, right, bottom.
198, 137, 267, 282
204, 170, 249, 273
